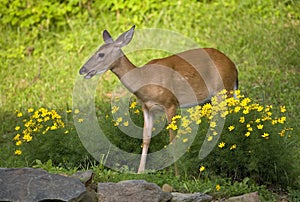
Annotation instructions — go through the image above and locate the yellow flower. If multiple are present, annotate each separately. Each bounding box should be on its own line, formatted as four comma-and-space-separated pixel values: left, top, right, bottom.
265, 105, 272, 111
66, 109, 72, 113
182, 138, 188, 143
172, 115, 181, 120
257, 124, 263, 129
13, 134, 20, 141
130, 101, 137, 109
245, 132, 251, 137
14, 150, 22, 155
23, 134, 32, 142
240, 98, 251, 107
201, 103, 212, 118
262, 132, 270, 139
210, 121, 217, 128
78, 118, 84, 123
279, 130, 285, 137
166, 123, 178, 131
27, 108, 34, 113
228, 125, 235, 131
257, 105, 264, 112
207, 136, 213, 142
64, 130, 69, 134
221, 110, 229, 118
113, 117, 123, 126
280, 106, 286, 113
215, 184, 221, 191
74, 109, 80, 114
50, 125, 58, 130
15, 126, 21, 131
234, 106, 241, 113
218, 142, 225, 148
16, 140, 22, 146
134, 109, 140, 114
230, 144, 237, 150
199, 166, 205, 172
255, 118, 261, 123
196, 119, 202, 124
266, 111, 272, 117
111, 106, 119, 114
123, 121, 129, 126
17, 112, 23, 117
181, 117, 191, 128
278, 117, 286, 124
242, 108, 250, 114
239, 117, 245, 123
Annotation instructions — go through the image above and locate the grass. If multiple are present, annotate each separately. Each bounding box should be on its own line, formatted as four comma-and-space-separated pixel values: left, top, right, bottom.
0, 0, 299, 200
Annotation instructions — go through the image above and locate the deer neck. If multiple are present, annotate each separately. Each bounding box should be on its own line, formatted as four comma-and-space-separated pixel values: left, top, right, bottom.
111, 53, 136, 79
111, 52, 141, 94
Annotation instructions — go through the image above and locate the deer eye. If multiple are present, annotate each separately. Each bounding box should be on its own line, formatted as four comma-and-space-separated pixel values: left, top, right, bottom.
98, 53, 105, 58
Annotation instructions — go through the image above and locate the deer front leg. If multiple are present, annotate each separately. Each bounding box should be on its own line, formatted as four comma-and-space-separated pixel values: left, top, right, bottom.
137, 105, 153, 173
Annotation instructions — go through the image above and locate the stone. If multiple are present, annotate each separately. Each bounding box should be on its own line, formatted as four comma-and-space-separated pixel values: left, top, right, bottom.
72, 170, 94, 186
162, 183, 174, 193
0, 167, 86, 202
98, 180, 173, 202
226, 192, 259, 202
171, 192, 213, 202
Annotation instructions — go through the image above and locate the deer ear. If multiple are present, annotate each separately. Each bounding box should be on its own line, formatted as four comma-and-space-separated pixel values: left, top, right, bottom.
114, 25, 135, 47
103, 30, 114, 44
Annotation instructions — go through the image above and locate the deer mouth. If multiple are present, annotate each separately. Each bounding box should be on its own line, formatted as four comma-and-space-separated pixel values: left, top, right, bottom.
83, 68, 109, 79
84, 70, 97, 79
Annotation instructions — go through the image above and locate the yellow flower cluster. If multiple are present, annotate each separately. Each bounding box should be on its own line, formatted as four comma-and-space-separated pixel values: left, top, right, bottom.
166, 89, 292, 150
111, 101, 140, 127
13, 108, 65, 155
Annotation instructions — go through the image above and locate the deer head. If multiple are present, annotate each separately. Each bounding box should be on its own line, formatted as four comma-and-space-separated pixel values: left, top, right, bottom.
79, 25, 135, 79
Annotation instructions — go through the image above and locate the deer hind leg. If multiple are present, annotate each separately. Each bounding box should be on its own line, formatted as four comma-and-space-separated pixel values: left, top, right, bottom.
166, 105, 179, 176
137, 105, 153, 174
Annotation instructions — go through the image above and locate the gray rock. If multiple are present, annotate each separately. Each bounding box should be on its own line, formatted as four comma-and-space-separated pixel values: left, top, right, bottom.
98, 180, 172, 202
0, 167, 86, 202
171, 192, 212, 202
71, 170, 94, 185
226, 192, 259, 202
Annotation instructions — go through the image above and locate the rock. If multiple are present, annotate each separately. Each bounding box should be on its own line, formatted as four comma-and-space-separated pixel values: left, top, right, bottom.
171, 192, 213, 202
0, 167, 86, 202
72, 170, 98, 202
226, 192, 259, 202
98, 180, 173, 202
72, 170, 94, 186
162, 183, 174, 193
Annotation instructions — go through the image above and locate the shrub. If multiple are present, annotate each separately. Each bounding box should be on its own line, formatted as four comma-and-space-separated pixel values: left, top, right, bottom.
13, 107, 91, 168
169, 90, 296, 189
0, 0, 89, 30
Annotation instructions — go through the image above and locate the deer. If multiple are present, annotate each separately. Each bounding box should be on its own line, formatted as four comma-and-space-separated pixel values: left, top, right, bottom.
79, 25, 238, 174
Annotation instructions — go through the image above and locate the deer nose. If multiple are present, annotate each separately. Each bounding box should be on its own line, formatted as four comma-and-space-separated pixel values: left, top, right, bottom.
79, 66, 87, 75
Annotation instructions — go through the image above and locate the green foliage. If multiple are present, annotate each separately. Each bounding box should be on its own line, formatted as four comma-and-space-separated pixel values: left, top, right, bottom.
97, 98, 169, 155
0, 0, 89, 30
288, 186, 300, 202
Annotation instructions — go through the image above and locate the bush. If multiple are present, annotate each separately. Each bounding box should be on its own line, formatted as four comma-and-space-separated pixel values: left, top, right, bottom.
12, 107, 91, 168
171, 90, 297, 189
0, 0, 90, 30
